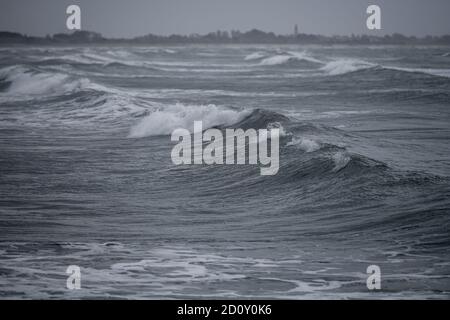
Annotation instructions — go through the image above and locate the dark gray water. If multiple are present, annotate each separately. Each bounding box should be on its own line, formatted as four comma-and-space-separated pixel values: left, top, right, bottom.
0, 45, 449, 299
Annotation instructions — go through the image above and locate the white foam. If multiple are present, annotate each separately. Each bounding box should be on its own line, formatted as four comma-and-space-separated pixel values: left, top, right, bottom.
0, 66, 89, 96
245, 52, 266, 61
267, 122, 288, 138
321, 59, 374, 75
81, 52, 117, 64
259, 55, 293, 66
128, 103, 249, 138
259, 51, 322, 66
321, 59, 450, 78
104, 49, 135, 59
386, 66, 450, 78
332, 151, 351, 172
287, 137, 321, 152
110, 246, 248, 284
79, 50, 150, 68
41, 54, 93, 64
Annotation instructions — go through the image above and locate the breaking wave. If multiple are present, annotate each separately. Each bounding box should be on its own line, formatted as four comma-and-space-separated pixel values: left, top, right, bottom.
320, 59, 375, 75
245, 52, 266, 60
320, 59, 450, 78
385, 66, 450, 79
128, 103, 250, 138
287, 137, 321, 153
258, 51, 323, 66
0, 65, 90, 96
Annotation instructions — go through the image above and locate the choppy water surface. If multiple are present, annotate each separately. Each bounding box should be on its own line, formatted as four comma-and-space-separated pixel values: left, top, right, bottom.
0, 45, 449, 298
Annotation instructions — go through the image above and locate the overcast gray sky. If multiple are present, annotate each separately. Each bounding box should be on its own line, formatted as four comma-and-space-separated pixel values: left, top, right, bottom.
1, 0, 449, 37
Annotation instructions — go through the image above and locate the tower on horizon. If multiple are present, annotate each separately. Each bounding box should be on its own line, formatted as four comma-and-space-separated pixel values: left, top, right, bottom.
294, 24, 298, 36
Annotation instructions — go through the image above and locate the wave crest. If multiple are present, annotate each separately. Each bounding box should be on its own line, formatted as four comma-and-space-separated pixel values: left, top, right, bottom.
0, 66, 89, 96
287, 137, 321, 153
320, 59, 375, 75
245, 52, 266, 61
129, 103, 250, 138
259, 51, 322, 66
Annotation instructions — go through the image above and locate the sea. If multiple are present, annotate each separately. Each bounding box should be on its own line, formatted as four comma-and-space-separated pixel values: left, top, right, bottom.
0, 44, 449, 299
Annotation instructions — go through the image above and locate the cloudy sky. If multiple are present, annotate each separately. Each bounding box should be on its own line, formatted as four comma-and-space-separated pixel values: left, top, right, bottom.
1, 0, 449, 37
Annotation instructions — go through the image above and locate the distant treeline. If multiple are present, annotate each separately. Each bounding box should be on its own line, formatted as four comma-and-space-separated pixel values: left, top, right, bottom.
1, 29, 450, 45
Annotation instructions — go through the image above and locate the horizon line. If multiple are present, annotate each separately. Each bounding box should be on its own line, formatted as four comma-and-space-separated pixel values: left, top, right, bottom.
2, 29, 450, 39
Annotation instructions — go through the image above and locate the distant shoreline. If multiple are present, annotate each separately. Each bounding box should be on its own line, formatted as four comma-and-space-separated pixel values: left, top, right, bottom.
1, 29, 450, 46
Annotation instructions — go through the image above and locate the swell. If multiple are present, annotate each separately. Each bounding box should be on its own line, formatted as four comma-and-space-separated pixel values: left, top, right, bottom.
321, 60, 450, 79
145, 106, 446, 187
200, 109, 450, 236
247, 51, 450, 80
214, 109, 447, 190
150, 108, 450, 238
6, 50, 449, 82
34, 58, 163, 73
0, 66, 152, 128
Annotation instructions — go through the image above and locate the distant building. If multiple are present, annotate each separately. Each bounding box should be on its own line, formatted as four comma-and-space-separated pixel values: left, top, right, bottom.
294, 24, 298, 36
